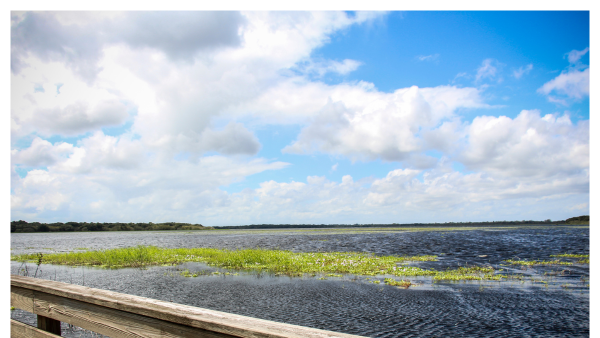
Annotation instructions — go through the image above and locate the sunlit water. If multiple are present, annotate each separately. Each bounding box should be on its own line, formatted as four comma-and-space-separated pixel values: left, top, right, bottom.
11, 226, 589, 337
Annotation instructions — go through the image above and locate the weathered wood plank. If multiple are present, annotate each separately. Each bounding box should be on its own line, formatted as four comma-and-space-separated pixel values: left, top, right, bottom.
12, 275, 365, 338
33, 290, 235, 338
11, 319, 62, 338
11, 285, 35, 312
37, 315, 62, 335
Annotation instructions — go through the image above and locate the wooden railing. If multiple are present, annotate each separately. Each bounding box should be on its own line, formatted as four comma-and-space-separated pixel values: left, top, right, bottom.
11, 275, 365, 338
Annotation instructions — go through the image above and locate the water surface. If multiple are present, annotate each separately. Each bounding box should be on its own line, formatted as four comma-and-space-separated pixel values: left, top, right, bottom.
11, 226, 589, 337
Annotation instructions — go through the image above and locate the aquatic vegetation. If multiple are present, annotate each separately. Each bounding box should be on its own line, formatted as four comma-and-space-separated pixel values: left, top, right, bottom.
180, 269, 199, 277
433, 266, 501, 281
179, 269, 211, 277
384, 278, 413, 288
503, 259, 574, 266
549, 254, 589, 258
12, 245, 505, 281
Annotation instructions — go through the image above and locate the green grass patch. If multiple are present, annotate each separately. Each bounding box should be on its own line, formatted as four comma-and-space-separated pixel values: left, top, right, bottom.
178, 269, 211, 277
549, 253, 589, 258
384, 278, 413, 288
504, 254, 590, 266
503, 259, 574, 266
12, 245, 502, 281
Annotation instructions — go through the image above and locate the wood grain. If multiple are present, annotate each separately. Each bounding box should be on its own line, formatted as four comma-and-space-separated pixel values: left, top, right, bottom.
33, 290, 235, 338
12, 274, 366, 338
11, 285, 35, 312
37, 315, 61, 335
11, 319, 61, 338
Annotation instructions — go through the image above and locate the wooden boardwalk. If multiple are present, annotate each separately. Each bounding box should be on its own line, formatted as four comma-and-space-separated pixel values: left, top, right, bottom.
11, 274, 366, 338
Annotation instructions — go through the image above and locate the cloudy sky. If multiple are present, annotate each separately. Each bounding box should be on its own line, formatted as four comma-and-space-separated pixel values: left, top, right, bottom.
10, 11, 590, 226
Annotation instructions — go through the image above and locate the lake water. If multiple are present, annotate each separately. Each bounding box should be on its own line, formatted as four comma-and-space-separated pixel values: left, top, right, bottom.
11, 226, 589, 337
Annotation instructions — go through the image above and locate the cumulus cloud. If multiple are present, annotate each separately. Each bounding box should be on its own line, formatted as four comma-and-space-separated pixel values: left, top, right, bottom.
88, 12, 383, 158
10, 11, 391, 223
101, 165, 586, 225
11, 141, 289, 220
13, 12, 381, 154
185, 123, 261, 156
12, 137, 74, 167
459, 110, 588, 178
9, 12, 589, 224
11, 57, 130, 138
538, 68, 589, 100
113, 12, 245, 61
33, 100, 128, 136
11, 11, 106, 83
10, 129, 588, 224
295, 59, 362, 77
11, 11, 246, 83
282, 85, 487, 161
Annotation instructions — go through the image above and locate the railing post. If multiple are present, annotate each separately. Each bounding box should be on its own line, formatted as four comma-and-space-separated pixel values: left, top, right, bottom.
37, 315, 61, 336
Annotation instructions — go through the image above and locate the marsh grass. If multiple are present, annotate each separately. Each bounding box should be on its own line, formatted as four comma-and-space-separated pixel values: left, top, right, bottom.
504, 254, 590, 266
549, 253, 589, 259
12, 245, 504, 281
179, 269, 211, 277
384, 278, 413, 288
504, 259, 574, 266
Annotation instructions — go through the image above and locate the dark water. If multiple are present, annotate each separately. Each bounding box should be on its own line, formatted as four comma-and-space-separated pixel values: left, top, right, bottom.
11, 226, 589, 337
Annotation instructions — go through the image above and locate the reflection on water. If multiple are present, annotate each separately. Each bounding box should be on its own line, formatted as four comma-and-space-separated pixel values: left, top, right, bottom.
11, 226, 589, 337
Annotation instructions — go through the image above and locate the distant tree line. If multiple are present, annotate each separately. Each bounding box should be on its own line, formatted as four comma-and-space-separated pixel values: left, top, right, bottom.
218, 216, 589, 229
10, 220, 212, 233
9, 216, 589, 233
565, 215, 590, 224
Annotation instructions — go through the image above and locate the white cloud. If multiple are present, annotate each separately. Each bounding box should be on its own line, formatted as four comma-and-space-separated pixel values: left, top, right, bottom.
11, 11, 246, 82
11, 146, 290, 221
513, 64, 533, 79
538, 68, 589, 100
459, 110, 588, 178
566, 47, 589, 64
282, 85, 488, 161
128, 166, 587, 225
12, 12, 385, 157
475, 58, 500, 82
12, 137, 74, 167
295, 59, 362, 77
9, 12, 589, 225
11, 57, 130, 138
416, 54, 439, 62
11, 11, 393, 223
11, 128, 588, 224
33, 100, 128, 136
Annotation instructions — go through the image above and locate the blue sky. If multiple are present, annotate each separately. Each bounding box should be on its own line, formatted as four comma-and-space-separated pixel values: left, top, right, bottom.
10, 11, 590, 225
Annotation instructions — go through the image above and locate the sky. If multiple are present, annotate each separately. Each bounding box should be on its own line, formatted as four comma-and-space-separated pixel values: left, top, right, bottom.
9, 11, 590, 226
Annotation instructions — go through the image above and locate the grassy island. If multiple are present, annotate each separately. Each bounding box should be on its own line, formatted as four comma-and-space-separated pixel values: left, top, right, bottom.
12, 246, 502, 281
